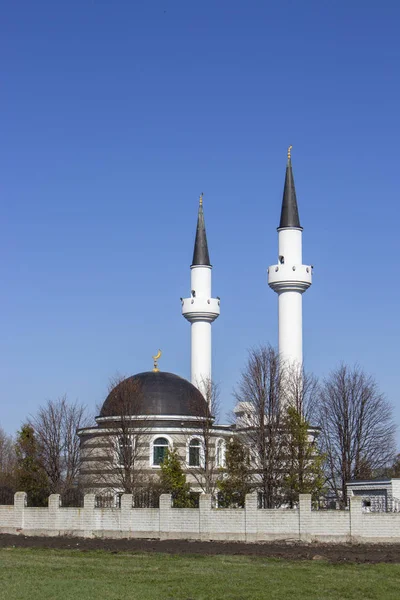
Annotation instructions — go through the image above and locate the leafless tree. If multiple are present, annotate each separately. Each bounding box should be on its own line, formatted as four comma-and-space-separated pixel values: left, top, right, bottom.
0, 426, 16, 486
86, 374, 151, 495
185, 377, 222, 495
282, 365, 320, 423
318, 364, 396, 507
234, 345, 286, 508
63, 401, 90, 489
30, 396, 91, 494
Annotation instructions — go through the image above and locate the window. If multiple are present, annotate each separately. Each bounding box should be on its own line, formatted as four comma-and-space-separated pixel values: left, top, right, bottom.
216, 439, 226, 468
153, 437, 169, 466
189, 438, 201, 467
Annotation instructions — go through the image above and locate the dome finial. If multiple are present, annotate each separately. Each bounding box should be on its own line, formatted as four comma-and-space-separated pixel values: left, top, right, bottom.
287, 145, 292, 161
152, 349, 162, 372
199, 192, 203, 207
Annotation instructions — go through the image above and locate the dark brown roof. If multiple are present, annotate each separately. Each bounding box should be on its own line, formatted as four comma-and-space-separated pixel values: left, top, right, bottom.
192, 203, 211, 266
279, 156, 302, 229
99, 371, 209, 418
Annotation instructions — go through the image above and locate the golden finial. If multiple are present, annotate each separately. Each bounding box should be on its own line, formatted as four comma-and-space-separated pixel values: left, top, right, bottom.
199, 192, 203, 207
152, 349, 162, 372
287, 145, 293, 161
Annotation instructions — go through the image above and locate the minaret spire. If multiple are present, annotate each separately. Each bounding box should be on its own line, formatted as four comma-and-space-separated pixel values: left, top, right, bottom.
268, 148, 312, 370
192, 193, 211, 266
182, 195, 220, 403
279, 145, 301, 229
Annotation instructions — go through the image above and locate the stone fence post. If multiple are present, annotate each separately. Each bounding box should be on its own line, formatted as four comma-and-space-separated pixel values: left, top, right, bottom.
299, 494, 312, 542
14, 492, 27, 531
245, 492, 258, 542
48, 494, 60, 531
199, 494, 212, 540
159, 494, 172, 540
83, 493, 96, 537
350, 495, 362, 541
121, 494, 133, 534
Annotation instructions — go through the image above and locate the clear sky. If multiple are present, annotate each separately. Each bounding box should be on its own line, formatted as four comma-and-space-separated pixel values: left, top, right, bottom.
1, 1, 400, 436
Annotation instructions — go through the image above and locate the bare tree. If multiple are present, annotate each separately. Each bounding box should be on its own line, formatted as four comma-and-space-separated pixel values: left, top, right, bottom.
0, 426, 16, 487
185, 377, 222, 495
318, 364, 396, 507
282, 365, 320, 423
87, 374, 151, 495
31, 396, 90, 494
234, 345, 286, 508
63, 401, 90, 490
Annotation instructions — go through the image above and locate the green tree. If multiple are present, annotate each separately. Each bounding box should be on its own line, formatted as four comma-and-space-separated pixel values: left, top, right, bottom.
283, 407, 325, 507
15, 424, 49, 506
159, 449, 194, 508
217, 438, 252, 508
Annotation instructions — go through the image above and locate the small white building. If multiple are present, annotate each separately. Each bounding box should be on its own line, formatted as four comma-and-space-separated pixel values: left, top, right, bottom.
346, 479, 400, 512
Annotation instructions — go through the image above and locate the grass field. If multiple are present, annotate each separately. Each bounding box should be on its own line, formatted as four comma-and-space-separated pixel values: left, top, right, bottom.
0, 548, 399, 600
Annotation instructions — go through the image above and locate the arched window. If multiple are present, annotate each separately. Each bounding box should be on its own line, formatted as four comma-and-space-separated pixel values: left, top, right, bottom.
215, 439, 226, 468
153, 437, 169, 466
189, 438, 201, 467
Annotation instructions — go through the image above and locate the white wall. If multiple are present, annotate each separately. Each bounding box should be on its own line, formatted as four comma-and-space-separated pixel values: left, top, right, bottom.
1, 493, 400, 543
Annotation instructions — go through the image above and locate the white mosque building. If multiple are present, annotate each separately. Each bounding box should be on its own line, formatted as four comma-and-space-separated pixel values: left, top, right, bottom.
78, 149, 312, 497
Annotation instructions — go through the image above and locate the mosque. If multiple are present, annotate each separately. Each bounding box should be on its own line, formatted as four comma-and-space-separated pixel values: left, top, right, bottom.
77, 148, 312, 497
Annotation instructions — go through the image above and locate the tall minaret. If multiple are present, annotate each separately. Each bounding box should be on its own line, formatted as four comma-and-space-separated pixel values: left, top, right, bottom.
268, 147, 312, 369
182, 195, 220, 399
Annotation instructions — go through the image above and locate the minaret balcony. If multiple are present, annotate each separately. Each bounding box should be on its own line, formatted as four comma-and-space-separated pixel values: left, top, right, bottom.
268, 263, 312, 293
181, 296, 220, 322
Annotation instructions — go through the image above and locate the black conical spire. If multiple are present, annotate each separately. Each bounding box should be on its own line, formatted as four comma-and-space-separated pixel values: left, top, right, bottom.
191, 194, 211, 267
278, 146, 301, 229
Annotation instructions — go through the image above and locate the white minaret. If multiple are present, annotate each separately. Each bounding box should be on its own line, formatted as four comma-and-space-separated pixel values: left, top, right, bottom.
268, 147, 312, 369
182, 195, 220, 399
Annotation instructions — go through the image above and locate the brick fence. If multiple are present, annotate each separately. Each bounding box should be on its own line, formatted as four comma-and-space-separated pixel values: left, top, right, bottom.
0, 492, 399, 543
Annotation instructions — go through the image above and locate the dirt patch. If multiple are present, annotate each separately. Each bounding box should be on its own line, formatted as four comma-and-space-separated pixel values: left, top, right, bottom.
1, 534, 400, 563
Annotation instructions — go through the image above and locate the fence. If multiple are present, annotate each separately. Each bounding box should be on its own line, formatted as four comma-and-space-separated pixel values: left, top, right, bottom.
94, 491, 161, 509
95, 493, 120, 509
0, 486, 14, 506
1, 492, 400, 543
60, 488, 85, 508
133, 490, 160, 509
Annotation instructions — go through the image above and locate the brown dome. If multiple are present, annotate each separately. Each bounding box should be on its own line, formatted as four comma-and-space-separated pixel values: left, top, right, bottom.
99, 371, 209, 418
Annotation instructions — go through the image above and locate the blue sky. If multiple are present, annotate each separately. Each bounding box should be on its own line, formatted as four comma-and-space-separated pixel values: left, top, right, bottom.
1, 1, 400, 436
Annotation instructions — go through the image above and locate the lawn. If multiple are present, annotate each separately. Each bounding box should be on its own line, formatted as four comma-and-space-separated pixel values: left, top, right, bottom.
0, 548, 399, 600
